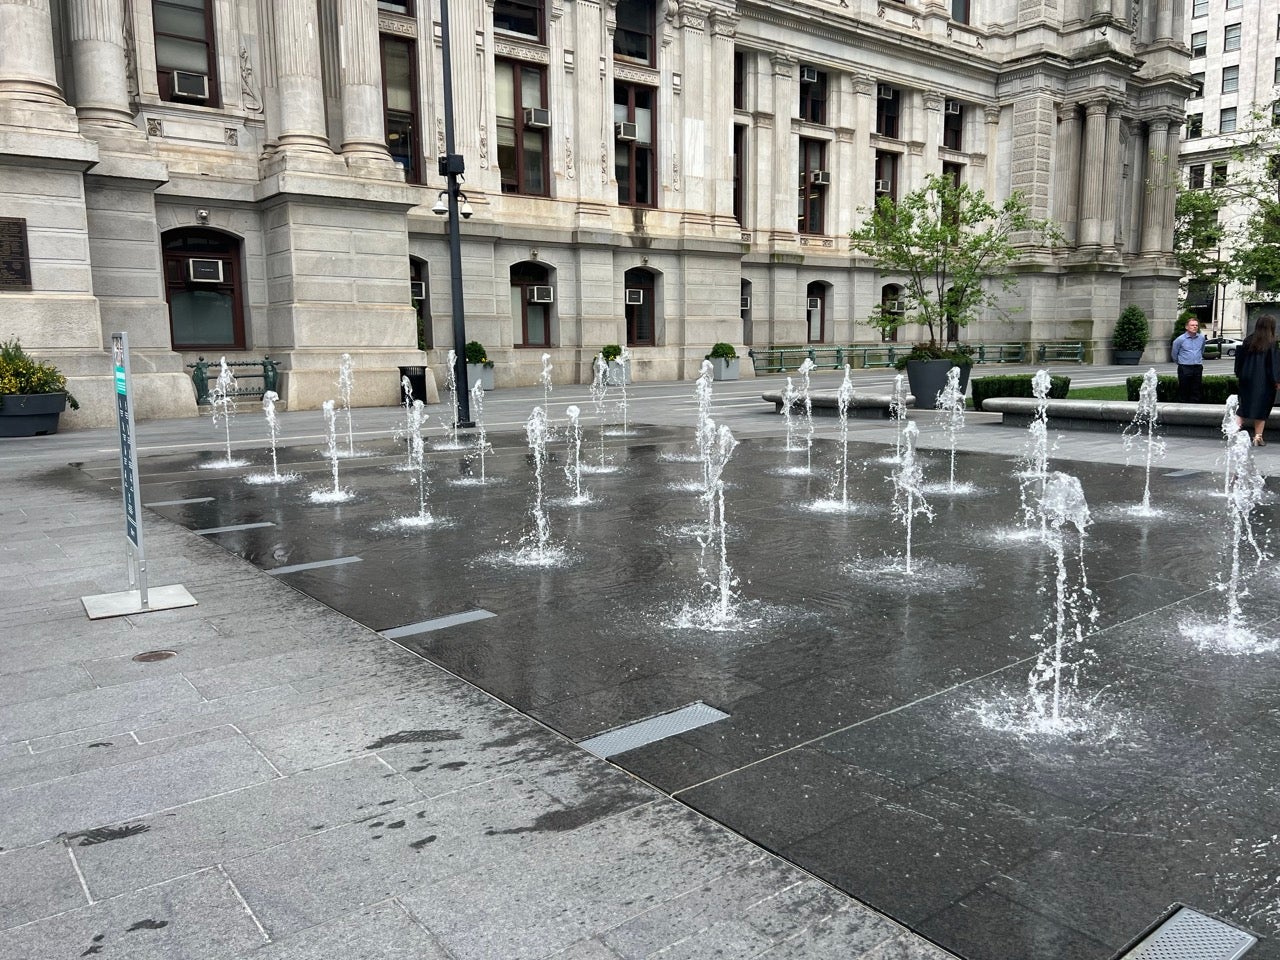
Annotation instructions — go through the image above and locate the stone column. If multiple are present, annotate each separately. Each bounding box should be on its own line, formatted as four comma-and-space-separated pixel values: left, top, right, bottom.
1077, 98, 1108, 247
1140, 117, 1169, 254
338, 0, 389, 161
1100, 102, 1122, 249
67, 0, 137, 130
1161, 119, 1180, 254
0, 0, 64, 107
1054, 102, 1080, 246
272, 0, 331, 152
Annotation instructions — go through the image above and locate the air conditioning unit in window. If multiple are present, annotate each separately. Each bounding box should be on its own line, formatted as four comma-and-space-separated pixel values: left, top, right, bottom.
740, 296, 751, 310
806, 297, 821, 311
528, 285, 554, 303
524, 107, 551, 129
188, 258, 224, 283
625, 288, 645, 305
810, 170, 831, 186
615, 121, 638, 142
410, 281, 426, 300
945, 98, 962, 115
799, 66, 819, 85
172, 70, 210, 100
877, 83, 895, 100
874, 179, 892, 194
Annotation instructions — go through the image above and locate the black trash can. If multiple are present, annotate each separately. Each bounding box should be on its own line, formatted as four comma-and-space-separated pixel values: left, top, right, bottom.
398, 365, 427, 402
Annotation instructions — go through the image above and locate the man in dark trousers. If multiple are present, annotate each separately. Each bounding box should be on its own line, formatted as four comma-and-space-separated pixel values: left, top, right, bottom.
1171, 317, 1206, 402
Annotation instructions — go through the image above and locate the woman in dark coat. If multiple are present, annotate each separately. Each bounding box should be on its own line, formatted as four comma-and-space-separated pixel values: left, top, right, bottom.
1234, 314, 1280, 445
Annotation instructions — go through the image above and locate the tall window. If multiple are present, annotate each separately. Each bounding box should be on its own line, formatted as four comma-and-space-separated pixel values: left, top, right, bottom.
615, 83, 656, 207
1220, 107, 1237, 134
1222, 65, 1238, 94
1186, 113, 1203, 138
493, 0, 544, 40
162, 229, 244, 350
876, 85, 901, 138
880, 285, 903, 342
624, 268, 656, 346
943, 100, 963, 150
874, 150, 899, 202
1190, 31, 1206, 56
1224, 23, 1241, 51
153, 0, 219, 106
950, 0, 970, 23
732, 124, 746, 224
381, 37, 420, 183
805, 281, 826, 343
614, 0, 655, 65
510, 262, 552, 346
496, 60, 548, 196
797, 138, 827, 235
799, 68, 828, 124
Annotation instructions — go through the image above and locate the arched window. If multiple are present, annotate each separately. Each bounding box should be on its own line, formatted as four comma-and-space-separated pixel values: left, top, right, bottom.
510, 261, 553, 347
740, 278, 753, 346
410, 258, 431, 350
624, 268, 657, 346
162, 228, 245, 350
805, 281, 827, 344
880, 284, 902, 342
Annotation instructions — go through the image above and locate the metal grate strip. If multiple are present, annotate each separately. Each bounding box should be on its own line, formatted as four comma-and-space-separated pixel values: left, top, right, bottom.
577, 702, 729, 759
1119, 907, 1256, 960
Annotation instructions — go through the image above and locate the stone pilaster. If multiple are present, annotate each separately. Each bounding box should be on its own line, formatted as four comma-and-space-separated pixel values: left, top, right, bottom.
272, 0, 331, 153
1140, 117, 1169, 254
1077, 98, 1108, 247
338, 0, 391, 164
1100, 102, 1122, 249
1054, 102, 1080, 246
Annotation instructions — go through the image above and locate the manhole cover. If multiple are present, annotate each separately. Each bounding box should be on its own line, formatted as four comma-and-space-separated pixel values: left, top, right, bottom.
132, 650, 177, 663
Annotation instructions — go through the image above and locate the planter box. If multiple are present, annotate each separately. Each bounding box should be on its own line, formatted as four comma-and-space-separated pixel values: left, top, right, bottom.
0, 393, 68, 437
709, 357, 740, 381
606, 359, 630, 386
1113, 349, 1144, 365
465, 364, 495, 390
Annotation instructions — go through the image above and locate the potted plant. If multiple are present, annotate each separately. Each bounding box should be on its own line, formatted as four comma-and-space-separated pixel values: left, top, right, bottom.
464, 340, 495, 390
706, 342, 740, 381
1113, 305, 1149, 365
601, 343, 629, 385
0, 339, 80, 437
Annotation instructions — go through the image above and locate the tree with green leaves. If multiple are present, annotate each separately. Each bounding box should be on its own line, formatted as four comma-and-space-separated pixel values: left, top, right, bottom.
847, 173, 1059, 349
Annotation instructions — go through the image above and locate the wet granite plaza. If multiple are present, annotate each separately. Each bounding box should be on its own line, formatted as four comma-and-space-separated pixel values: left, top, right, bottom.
87, 412, 1280, 960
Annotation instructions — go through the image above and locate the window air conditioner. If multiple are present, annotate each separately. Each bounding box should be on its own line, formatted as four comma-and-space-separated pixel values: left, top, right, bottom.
799, 66, 819, 85
172, 70, 210, 100
625, 288, 645, 305
877, 83, 895, 100
945, 99, 962, 115
188, 258, 224, 283
615, 121, 639, 141
740, 296, 751, 311
410, 281, 426, 300
874, 179, 891, 194
524, 107, 551, 128
806, 297, 821, 311
528, 285, 554, 303
810, 170, 831, 186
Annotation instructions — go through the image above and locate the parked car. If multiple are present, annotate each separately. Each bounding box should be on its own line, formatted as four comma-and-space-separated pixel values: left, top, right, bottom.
1205, 335, 1243, 359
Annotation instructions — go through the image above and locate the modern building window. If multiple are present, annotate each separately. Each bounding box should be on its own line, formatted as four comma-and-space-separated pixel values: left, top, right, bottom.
805, 281, 826, 343
876, 84, 901, 139
493, 0, 544, 40
496, 60, 548, 196
1189, 164, 1205, 189
874, 150, 899, 202
1190, 31, 1206, 57
740, 278, 752, 346
153, 0, 219, 106
1186, 113, 1202, 138
732, 124, 746, 224
410, 258, 431, 350
1222, 65, 1238, 93
381, 37, 420, 183
1190, 72, 1204, 98
733, 52, 745, 110
799, 68, 828, 125
162, 228, 244, 350
797, 137, 827, 235
510, 261, 552, 347
1224, 23, 1241, 51
880, 284, 903, 342
613, 0, 655, 65
614, 83, 656, 207
950, 0, 969, 23
1220, 107, 1237, 133
1212, 162, 1229, 187
1191, 0, 1206, 14
624, 268, 656, 346
942, 101, 963, 150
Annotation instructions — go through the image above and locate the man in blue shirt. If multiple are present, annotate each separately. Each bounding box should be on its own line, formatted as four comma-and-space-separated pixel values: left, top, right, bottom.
1171, 317, 1206, 402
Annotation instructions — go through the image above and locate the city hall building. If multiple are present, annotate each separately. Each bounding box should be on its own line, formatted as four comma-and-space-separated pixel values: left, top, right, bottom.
1, 0, 1188, 425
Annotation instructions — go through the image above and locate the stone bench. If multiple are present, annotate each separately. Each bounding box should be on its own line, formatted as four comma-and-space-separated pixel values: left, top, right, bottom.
762, 390, 915, 419
983, 397, 1249, 438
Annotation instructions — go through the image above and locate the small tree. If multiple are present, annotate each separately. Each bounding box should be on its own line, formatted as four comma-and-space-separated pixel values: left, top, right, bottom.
848, 173, 1058, 349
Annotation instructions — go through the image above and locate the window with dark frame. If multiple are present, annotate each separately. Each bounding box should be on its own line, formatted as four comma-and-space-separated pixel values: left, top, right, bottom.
732, 124, 746, 224
624, 268, 656, 346
493, 0, 544, 41
511, 261, 552, 347
876, 85, 901, 139
613, 0, 655, 65
799, 68, 828, 125
381, 36, 421, 183
496, 59, 548, 196
162, 228, 244, 350
874, 150, 899, 202
942, 101, 963, 150
797, 137, 827, 235
153, 0, 219, 106
805, 281, 826, 344
614, 82, 656, 207
1189, 164, 1205, 189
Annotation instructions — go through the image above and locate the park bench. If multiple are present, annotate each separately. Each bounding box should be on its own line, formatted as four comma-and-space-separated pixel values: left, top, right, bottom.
1036, 342, 1086, 363
188, 356, 281, 404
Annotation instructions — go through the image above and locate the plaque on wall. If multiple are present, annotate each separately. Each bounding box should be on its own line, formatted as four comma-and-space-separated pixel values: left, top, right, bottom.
0, 218, 32, 292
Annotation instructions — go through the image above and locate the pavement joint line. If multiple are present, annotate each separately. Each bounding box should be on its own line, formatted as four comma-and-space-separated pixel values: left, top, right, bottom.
218, 864, 273, 944
380, 609, 496, 639
194, 522, 276, 535
266, 556, 362, 577
65, 844, 95, 907
145, 497, 215, 508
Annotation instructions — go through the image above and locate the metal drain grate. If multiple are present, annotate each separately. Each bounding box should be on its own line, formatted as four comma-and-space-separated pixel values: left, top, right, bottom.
577, 702, 729, 759
1119, 907, 1256, 960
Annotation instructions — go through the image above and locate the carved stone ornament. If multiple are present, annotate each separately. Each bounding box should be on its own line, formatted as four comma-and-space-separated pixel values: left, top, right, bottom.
378, 12, 418, 37
565, 135, 575, 180
493, 38, 551, 63
146, 117, 163, 137
240, 46, 263, 113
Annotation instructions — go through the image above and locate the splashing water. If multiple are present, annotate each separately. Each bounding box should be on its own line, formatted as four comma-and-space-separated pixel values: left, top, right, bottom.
695, 360, 716, 491
935, 366, 966, 491
890, 373, 908, 464
540, 352, 553, 413
891, 421, 933, 574
443, 349, 460, 448
1025, 472, 1098, 730
1122, 368, 1165, 513
337, 353, 355, 456
590, 353, 610, 467
563, 404, 585, 502
206, 357, 247, 468
525, 406, 552, 559
781, 377, 799, 453
1223, 394, 1242, 498
309, 399, 353, 502
798, 358, 816, 473
245, 391, 299, 484
470, 380, 489, 482
833, 364, 854, 508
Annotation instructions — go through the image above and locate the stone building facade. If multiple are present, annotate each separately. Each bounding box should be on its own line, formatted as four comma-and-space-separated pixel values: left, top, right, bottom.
0, 0, 1188, 426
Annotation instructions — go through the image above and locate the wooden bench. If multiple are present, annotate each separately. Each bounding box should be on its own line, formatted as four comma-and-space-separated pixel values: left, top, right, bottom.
188, 356, 281, 404
1036, 342, 1086, 363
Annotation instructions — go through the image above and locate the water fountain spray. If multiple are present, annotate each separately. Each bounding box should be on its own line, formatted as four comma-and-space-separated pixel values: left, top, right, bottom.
834, 364, 854, 508
1026, 472, 1097, 727
781, 377, 798, 453
540, 352, 553, 412
1223, 394, 1242, 497
471, 380, 488, 482
695, 359, 715, 491
337, 352, 355, 456
935, 366, 966, 491
1122, 368, 1165, 513
890, 373, 908, 463
564, 404, 584, 501
525, 405, 551, 560
590, 353, 610, 467
443, 348, 459, 448
209, 357, 243, 466
891, 421, 933, 574
697, 423, 741, 625
798, 358, 816, 473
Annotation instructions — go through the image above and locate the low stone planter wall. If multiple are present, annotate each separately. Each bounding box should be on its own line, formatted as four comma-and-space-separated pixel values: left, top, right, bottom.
983, 398, 1255, 438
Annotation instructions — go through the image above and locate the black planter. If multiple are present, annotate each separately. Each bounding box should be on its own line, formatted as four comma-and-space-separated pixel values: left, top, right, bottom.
905, 359, 964, 410
0, 393, 68, 437
1113, 349, 1144, 365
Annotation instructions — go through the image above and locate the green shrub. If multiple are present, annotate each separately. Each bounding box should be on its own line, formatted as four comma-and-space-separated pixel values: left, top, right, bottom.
0, 339, 79, 409
971, 374, 1070, 412
1113, 305, 1150, 351
464, 341, 492, 367
600, 343, 622, 362
706, 342, 737, 360
1125, 374, 1238, 404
